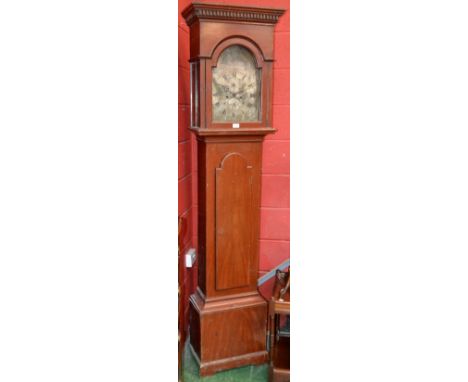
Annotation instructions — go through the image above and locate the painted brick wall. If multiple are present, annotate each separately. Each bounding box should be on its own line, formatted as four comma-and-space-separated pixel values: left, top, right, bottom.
178, 0, 290, 337
178, 0, 195, 346
260, 1, 290, 274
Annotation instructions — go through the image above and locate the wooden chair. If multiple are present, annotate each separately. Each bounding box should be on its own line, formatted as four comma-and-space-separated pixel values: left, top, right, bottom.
268, 268, 290, 382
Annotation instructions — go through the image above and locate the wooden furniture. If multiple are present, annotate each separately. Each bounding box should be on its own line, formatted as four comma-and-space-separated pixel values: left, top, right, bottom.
182, 2, 285, 376
268, 269, 290, 382
178, 217, 183, 382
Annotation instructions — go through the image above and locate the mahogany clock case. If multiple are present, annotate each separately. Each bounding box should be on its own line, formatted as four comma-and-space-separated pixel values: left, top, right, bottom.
181, 2, 286, 376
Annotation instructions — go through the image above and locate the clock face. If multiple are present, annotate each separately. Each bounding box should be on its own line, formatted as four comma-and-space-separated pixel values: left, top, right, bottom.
212, 45, 261, 123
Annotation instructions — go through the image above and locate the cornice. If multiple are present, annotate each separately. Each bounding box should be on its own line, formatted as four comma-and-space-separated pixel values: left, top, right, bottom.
181, 2, 285, 27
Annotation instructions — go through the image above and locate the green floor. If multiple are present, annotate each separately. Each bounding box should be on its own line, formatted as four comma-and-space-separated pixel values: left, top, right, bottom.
182, 341, 269, 382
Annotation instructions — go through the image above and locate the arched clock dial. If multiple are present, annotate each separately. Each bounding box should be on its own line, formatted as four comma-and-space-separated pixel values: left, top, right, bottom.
212, 45, 261, 122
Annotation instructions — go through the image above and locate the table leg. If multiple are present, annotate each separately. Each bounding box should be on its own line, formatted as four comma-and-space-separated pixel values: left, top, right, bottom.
269, 312, 276, 362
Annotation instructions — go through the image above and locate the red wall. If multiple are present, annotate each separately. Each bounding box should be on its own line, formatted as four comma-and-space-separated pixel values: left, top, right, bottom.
178, 0, 194, 346
178, 0, 290, 340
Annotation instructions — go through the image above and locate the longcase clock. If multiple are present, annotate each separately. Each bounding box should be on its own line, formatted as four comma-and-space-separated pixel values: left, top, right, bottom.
182, 2, 285, 376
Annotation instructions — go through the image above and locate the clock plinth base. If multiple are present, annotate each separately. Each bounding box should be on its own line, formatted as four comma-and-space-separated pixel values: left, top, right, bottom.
189, 288, 268, 376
